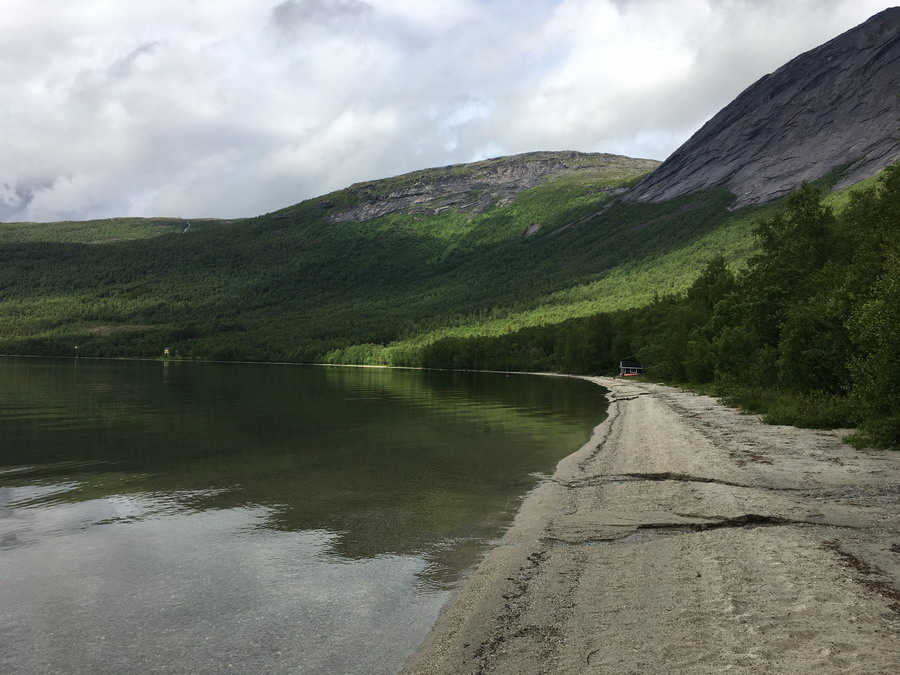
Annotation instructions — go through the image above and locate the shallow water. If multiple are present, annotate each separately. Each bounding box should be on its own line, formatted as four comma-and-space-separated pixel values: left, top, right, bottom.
0, 358, 606, 673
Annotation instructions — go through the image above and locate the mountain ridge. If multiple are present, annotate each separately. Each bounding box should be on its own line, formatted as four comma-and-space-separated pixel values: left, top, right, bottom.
322, 151, 659, 223
627, 7, 900, 207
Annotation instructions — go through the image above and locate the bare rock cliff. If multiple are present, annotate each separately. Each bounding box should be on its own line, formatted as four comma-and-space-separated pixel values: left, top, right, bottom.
628, 8, 900, 207
328, 151, 659, 223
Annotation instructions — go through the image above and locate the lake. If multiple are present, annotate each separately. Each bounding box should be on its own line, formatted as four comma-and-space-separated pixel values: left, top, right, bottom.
0, 357, 607, 673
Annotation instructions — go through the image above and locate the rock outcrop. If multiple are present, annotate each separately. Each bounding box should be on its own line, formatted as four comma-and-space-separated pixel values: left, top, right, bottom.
628, 8, 900, 207
327, 151, 659, 223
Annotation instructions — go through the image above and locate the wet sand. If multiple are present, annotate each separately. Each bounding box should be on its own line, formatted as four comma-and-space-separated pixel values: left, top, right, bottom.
403, 377, 900, 674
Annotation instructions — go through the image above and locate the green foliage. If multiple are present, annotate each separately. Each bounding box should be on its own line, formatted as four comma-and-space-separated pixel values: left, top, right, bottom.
0, 217, 187, 243
843, 165, 900, 448
0, 163, 750, 365
762, 391, 859, 429
2, 156, 898, 447
403, 165, 900, 448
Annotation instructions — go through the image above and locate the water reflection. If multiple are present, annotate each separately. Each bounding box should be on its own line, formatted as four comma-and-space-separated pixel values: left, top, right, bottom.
0, 357, 606, 673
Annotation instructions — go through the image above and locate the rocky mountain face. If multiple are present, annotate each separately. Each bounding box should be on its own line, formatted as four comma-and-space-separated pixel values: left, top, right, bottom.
327, 151, 659, 222
628, 8, 900, 207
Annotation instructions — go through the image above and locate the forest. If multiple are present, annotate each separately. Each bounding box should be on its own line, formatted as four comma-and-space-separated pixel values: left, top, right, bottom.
408, 165, 900, 449
0, 157, 748, 364
0, 161, 897, 447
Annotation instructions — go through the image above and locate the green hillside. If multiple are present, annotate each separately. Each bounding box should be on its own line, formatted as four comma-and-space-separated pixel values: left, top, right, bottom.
411, 165, 900, 449
1, 152, 752, 363
1, 152, 898, 446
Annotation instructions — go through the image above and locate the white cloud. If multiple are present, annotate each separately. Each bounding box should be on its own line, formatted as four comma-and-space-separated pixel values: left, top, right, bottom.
264, 104, 403, 181
0, 0, 894, 221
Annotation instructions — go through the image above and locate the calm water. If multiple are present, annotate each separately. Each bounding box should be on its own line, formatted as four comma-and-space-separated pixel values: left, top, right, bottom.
0, 357, 607, 674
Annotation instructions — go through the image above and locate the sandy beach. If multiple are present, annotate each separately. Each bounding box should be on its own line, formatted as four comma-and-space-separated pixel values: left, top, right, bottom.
403, 377, 900, 674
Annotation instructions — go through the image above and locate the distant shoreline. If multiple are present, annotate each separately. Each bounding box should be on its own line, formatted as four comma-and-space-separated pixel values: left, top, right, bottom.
0, 352, 595, 379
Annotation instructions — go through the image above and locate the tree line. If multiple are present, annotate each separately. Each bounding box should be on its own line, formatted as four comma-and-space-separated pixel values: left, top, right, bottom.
2, 162, 896, 447
405, 164, 900, 449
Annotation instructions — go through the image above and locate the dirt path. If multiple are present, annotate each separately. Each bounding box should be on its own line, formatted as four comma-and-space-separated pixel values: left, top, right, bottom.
403, 377, 900, 674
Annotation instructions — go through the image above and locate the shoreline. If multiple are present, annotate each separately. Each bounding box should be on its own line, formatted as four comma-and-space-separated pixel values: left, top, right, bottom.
403, 376, 900, 673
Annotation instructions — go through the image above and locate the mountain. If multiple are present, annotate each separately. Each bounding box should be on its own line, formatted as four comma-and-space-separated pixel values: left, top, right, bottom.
326, 151, 658, 223
1, 11, 898, 372
628, 7, 900, 207
2, 151, 687, 363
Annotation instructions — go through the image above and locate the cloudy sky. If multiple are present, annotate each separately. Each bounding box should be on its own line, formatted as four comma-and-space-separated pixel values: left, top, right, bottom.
1, 0, 895, 222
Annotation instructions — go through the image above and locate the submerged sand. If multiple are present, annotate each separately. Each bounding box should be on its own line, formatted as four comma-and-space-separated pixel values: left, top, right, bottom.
404, 377, 900, 674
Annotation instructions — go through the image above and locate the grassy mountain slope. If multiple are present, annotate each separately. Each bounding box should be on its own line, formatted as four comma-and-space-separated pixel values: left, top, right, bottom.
0, 152, 866, 365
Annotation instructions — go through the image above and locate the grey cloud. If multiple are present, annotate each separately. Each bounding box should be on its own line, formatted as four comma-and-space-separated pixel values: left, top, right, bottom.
58, 41, 162, 123
109, 42, 160, 80
0, 183, 28, 221
0, 178, 55, 223
271, 0, 373, 32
